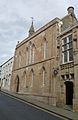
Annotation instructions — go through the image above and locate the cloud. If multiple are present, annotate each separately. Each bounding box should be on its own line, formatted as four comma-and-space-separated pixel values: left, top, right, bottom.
0, 0, 78, 65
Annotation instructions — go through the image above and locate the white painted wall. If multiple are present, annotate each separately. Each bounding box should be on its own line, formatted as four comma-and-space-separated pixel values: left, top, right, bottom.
1, 57, 14, 91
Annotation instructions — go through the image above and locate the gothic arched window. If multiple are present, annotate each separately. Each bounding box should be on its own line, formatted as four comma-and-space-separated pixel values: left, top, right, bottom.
30, 69, 34, 87
32, 44, 35, 63
26, 47, 29, 65
29, 42, 32, 64
43, 37, 48, 59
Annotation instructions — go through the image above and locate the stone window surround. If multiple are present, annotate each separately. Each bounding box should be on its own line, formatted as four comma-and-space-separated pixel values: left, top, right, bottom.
61, 33, 73, 64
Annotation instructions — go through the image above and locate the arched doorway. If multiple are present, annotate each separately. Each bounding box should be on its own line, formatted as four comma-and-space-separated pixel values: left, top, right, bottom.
65, 81, 73, 105
16, 75, 19, 92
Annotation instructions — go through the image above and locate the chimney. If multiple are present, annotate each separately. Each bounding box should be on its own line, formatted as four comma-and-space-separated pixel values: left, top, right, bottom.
67, 6, 74, 15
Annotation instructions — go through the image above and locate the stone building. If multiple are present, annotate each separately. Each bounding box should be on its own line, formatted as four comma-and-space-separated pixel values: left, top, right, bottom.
57, 7, 78, 111
11, 7, 78, 111
0, 66, 1, 87
1, 57, 14, 91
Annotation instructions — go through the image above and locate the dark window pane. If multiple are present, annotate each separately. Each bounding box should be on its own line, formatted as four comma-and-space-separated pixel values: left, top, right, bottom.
66, 74, 69, 79
64, 51, 67, 62
63, 38, 67, 44
69, 35, 72, 42
64, 44, 67, 50
69, 49, 73, 61
69, 42, 72, 48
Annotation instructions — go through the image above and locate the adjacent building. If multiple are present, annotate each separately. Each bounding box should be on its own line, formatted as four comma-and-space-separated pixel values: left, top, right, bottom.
1, 57, 14, 91
10, 7, 78, 111
0, 66, 1, 87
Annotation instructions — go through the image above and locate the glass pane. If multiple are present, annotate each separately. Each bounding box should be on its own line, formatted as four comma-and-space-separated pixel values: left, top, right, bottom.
64, 44, 67, 50
69, 35, 72, 42
63, 38, 67, 44
69, 42, 72, 49
69, 49, 73, 61
64, 51, 67, 62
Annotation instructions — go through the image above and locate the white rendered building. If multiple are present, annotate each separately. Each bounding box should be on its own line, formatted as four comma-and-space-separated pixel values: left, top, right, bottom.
1, 57, 14, 91
0, 66, 1, 87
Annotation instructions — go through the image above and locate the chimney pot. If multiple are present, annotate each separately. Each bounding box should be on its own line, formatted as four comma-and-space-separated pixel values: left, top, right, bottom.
67, 6, 74, 14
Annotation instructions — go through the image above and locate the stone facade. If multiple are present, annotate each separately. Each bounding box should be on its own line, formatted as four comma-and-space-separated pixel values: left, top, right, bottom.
57, 25, 78, 111
11, 7, 78, 111
11, 17, 60, 106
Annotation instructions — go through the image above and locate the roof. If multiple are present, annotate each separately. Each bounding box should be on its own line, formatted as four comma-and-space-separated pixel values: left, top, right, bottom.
16, 17, 60, 49
58, 22, 78, 37
0, 56, 14, 67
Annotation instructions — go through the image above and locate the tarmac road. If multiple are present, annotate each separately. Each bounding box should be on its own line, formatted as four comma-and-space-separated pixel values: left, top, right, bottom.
0, 92, 64, 120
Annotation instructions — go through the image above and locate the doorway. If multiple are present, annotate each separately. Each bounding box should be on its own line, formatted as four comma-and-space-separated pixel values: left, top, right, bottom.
16, 76, 19, 92
65, 81, 73, 105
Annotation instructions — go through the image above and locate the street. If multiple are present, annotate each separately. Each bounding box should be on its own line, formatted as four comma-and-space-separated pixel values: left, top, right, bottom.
0, 92, 64, 120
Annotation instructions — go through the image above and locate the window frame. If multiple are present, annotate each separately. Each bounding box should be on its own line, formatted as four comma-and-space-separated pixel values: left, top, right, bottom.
61, 34, 73, 64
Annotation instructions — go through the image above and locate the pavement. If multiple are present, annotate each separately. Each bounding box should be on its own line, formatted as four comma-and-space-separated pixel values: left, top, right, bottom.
1, 89, 78, 120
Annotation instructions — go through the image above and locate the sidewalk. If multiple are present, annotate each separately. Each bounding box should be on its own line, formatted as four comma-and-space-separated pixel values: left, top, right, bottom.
1, 90, 78, 120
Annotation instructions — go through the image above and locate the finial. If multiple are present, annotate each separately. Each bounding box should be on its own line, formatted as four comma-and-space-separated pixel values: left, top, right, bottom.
17, 41, 19, 44
31, 17, 34, 23
67, 6, 74, 15
29, 17, 35, 37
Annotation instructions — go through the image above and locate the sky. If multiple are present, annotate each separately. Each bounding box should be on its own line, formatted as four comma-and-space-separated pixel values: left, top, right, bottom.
0, 0, 78, 65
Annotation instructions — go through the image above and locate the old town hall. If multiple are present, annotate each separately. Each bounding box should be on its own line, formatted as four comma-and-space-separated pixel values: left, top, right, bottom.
11, 7, 78, 112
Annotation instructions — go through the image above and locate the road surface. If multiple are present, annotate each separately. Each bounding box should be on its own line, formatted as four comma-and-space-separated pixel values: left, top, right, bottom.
0, 92, 64, 120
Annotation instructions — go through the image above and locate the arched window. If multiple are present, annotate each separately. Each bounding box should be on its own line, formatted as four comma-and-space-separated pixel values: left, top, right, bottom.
32, 44, 35, 63
28, 42, 35, 64
15, 75, 20, 92
42, 67, 45, 86
40, 66, 47, 87
30, 69, 34, 87
43, 37, 48, 59
29, 42, 32, 64
26, 47, 29, 65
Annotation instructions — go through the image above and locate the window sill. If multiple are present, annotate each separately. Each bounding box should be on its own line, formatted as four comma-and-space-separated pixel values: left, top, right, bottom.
60, 61, 74, 65
60, 61, 74, 70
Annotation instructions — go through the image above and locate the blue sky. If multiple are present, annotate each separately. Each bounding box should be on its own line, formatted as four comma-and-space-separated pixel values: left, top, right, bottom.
0, 0, 78, 65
